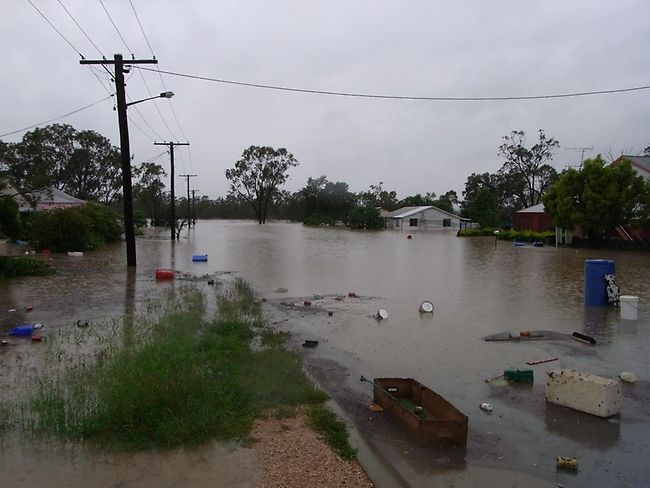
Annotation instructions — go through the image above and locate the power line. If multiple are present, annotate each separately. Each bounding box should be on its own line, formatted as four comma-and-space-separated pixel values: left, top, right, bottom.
26, 0, 84, 58
0, 95, 114, 138
139, 66, 650, 102
98, 0, 133, 57
56, 0, 103, 57
129, 0, 154, 57
128, 0, 188, 142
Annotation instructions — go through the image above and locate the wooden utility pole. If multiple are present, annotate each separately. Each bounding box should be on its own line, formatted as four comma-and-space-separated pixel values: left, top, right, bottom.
80, 54, 157, 267
154, 141, 190, 240
191, 189, 198, 227
179, 174, 197, 226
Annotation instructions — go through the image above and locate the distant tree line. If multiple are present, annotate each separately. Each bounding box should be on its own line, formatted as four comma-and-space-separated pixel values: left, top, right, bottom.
3, 125, 649, 243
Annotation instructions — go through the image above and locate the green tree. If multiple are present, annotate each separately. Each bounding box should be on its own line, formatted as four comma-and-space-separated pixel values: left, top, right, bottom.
347, 205, 384, 230
463, 188, 499, 227
0, 124, 121, 203
543, 156, 650, 239
358, 182, 398, 210
0, 194, 21, 239
133, 162, 167, 227
498, 129, 560, 208
225, 146, 299, 224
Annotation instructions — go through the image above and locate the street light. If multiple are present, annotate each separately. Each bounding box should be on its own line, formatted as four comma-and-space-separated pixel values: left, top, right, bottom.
126, 91, 174, 107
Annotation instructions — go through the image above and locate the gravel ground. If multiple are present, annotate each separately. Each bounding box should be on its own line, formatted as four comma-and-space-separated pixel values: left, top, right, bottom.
251, 409, 374, 488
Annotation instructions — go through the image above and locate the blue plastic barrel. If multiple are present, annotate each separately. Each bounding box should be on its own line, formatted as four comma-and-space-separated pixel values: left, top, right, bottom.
192, 254, 208, 262
10, 324, 35, 336
584, 259, 615, 306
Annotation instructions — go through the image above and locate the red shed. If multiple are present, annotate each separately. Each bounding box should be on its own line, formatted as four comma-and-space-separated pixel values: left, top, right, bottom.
514, 203, 553, 232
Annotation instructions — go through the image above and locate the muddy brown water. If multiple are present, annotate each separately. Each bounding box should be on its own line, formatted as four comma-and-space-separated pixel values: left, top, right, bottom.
1, 221, 649, 487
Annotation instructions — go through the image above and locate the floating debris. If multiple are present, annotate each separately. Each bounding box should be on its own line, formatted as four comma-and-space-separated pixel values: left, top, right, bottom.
302, 340, 319, 348
374, 309, 388, 320
419, 301, 434, 313
556, 457, 578, 471
526, 357, 558, 366
620, 372, 636, 383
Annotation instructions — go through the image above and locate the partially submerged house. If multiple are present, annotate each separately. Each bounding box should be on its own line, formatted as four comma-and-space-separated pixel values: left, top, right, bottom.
513, 203, 553, 232
383, 205, 469, 231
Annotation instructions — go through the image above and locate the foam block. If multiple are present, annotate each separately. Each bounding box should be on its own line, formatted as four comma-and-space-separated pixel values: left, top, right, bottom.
546, 369, 621, 417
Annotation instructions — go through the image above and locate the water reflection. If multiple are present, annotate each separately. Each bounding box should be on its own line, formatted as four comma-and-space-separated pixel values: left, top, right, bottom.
544, 402, 620, 448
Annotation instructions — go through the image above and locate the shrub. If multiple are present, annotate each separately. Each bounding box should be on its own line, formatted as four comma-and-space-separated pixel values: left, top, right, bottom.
347, 205, 383, 230
303, 212, 336, 226
0, 256, 53, 277
27, 204, 121, 252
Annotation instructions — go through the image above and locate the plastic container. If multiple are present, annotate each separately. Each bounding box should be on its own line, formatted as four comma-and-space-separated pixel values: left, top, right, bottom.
619, 295, 639, 320
192, 254, 208, 262
155, 269, 175, 280
9, 323, 39, 337
419, 301, 434, 313
504, 368, 534, 383
480, 402, 493, 412
584, 259, 615, 306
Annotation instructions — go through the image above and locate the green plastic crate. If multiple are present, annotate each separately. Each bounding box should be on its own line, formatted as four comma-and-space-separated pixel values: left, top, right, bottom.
504, 368, 534, 383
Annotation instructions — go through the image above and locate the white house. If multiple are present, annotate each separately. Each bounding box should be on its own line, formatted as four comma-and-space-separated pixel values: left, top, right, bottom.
383, 205, 469, 231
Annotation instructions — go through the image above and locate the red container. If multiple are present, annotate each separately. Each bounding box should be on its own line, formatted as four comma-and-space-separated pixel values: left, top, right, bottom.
155, 269, 175, 280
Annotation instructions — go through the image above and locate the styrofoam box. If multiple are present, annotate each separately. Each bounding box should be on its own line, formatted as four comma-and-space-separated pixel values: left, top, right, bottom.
546, 369, 621, 417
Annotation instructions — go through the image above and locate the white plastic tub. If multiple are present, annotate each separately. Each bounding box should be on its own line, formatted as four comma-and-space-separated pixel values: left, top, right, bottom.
620, 295, 639, 320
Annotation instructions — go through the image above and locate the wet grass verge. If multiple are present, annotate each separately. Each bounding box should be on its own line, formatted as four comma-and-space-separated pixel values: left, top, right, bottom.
306, 403, 358, 460
22, 278, 350, 452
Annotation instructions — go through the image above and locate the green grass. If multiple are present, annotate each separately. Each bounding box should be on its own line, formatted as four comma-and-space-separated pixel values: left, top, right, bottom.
0, 255, 53, 278
306, 403, 357, 460
457, 228, 554, 242
22, 280, 343, 453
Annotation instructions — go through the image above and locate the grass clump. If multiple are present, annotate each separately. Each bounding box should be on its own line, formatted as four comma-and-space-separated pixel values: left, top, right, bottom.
0, 255, 53, 278
24, 280, 330, 451
306, 403, 357, 460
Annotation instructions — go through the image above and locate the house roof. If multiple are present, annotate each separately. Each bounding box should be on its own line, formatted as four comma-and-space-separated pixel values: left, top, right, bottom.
619, 156, 650, 178
516, 203, 546, 214
29, 187, 85, 205
384, 205, 461, 219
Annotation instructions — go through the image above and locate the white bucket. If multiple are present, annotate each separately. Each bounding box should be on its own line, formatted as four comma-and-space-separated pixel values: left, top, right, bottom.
620, 295, 639, 320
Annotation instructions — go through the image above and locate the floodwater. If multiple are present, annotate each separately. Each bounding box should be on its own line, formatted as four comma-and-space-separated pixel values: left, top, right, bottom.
1, 220, 649, 487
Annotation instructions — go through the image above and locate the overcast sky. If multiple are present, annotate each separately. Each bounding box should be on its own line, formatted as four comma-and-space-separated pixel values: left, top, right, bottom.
2, 0, 649, 200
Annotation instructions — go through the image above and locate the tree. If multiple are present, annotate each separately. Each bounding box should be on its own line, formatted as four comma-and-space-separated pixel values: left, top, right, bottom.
347, 205, 384, 230
498, 130, 560, 209
543, 156, 650, 239
0, 124, 122, 203
463, 188, 499, 227
225, 146, 299, 224
358, 182, 398, 210
133, 162, 167, 226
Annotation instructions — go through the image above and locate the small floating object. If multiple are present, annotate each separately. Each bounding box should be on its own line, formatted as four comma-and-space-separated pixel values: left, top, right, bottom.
31, 334, 43, 342
526, 357, 558, 366
407, 234, 413, 240
480, 402, 493, 412
67, 251, 84, 257
334, 296, 344, 301
348, 292, 357, 298
207, 279, 215, 285
484, 372, 504, 383
10, 324, 38, 337
374, 309, 388, 320
41, 249, 51, 255
504, 368, 534, 383
328, 311, 333, 316
76, 320, 89, 328
24, 304, 33, 312
302, 340, 319, 348
369, 403, 384, 412
1, 339, 9, 346
513, 241, 528, 247
303, 300, 312, 306
155, 269, 175, 280
419, 301, 434, 313
619, 372, 636, 383
572, 331, 596, 345
192, 254, 208, 262
8, 308, 16, 313
556, 457, 578, 471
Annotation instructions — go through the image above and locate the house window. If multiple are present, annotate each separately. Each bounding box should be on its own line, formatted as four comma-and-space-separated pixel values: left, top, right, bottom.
409, 218, 418, 227
443, 218, 451, 227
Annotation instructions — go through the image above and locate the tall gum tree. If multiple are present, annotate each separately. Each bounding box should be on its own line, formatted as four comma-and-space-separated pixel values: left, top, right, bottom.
498, 129, 559, 209
225, 146, 298, 224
